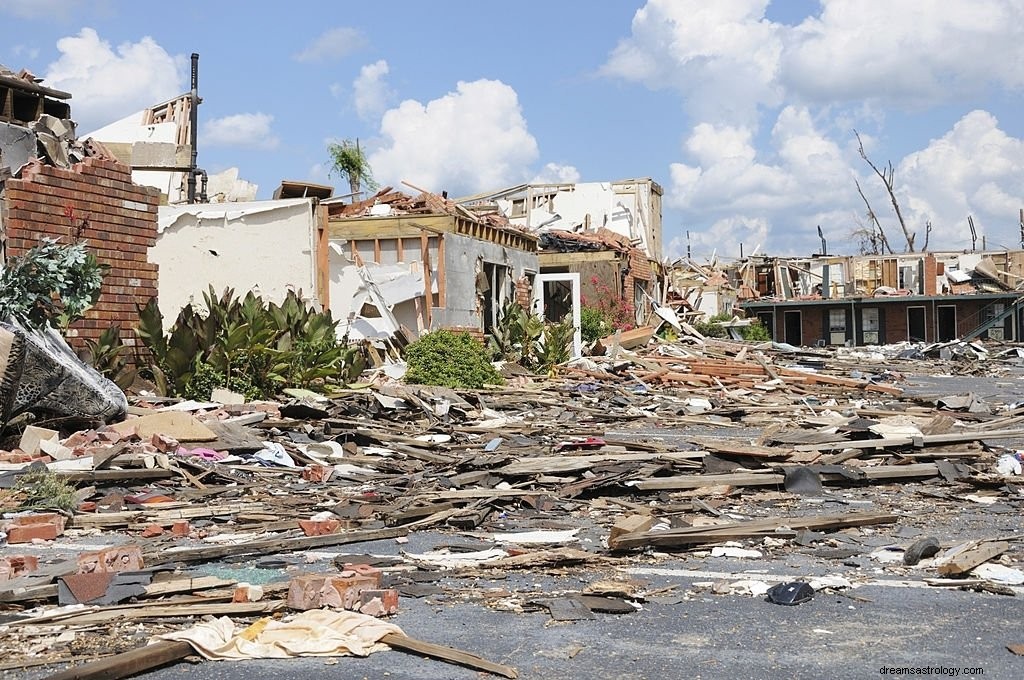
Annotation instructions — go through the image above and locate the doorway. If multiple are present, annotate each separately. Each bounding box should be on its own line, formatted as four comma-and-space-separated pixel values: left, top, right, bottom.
937, 305, 957, 341
533, 273, 582, 358
907, 306, 926, 342
783, 310, 802, 346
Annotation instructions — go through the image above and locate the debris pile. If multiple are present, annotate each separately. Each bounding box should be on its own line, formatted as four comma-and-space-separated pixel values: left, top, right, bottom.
1, 333, 1023, 677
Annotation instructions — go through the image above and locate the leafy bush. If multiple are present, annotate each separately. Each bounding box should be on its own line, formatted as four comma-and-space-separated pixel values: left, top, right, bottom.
0, 239, 105, 330
740, 321, 771, 342
581, 276, 635, 332
135, 287, 364, 399
580, 306, 609, 343
406, 330, 504, 388
488, 302, 574, 373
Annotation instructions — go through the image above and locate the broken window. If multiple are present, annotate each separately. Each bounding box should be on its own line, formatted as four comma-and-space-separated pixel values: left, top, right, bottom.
480, 262, 510, 335
510, 199, 526, 218
828, 309, 847, 345
861, 307, 880, 345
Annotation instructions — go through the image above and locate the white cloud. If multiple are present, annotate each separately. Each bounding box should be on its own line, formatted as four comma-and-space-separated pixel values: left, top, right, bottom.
782, 0, 1024, 106
293, 27, 366, 63
43, 28, 183, 132
602, 0, 783, 125
531, 163, 581, 184
369, 79, 539, 195
202, 113, 279, 150
605, 0, 1024, 119
896, 110, 1024, 250
353, 60, 393, 121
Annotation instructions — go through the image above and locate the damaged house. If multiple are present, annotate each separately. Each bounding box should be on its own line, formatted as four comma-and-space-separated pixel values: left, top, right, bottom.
457, 178, 664, 325
0, 65, 160, 351
736, 249, 1024, 346
327, 188, 538, 341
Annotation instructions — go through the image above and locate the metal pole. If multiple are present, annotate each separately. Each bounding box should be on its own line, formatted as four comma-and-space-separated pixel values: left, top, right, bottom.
187, 52, 199, 204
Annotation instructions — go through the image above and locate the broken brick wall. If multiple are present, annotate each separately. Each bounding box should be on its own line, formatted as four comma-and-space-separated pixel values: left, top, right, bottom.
2, 157, 160, 351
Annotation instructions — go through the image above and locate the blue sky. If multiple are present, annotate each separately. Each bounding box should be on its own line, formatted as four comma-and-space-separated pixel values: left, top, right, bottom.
2, 0, 1023, 261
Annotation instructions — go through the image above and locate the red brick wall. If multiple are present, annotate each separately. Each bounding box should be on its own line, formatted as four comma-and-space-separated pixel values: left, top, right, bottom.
2, 158, 160, 351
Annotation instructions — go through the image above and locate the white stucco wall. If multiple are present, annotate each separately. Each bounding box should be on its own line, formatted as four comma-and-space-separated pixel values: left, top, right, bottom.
153, 199, 319, 327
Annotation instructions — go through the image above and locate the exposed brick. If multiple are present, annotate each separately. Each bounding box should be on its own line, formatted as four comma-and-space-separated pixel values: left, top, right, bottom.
77, 544, 144, 574
0, 555, 40, 581
357, 588, 400, 617
298, 518, 342, 536
286, 572, 378, 611
6, 523, 59, 543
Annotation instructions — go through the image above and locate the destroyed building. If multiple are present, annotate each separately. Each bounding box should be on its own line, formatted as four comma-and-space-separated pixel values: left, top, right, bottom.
0, 65, 160, 351
735, 249, 1024, 346
327, 187, 539, 340
458, 179, 664, 327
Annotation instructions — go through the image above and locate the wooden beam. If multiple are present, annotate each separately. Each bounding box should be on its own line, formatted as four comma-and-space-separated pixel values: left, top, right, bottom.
43, 641, 195, 680
373, 238, 382, 264
328, 214, 453, 241
316, 204, 330, 309
437, 234, 447, 307
421, 233, 433, 329
381, 633, 518, 679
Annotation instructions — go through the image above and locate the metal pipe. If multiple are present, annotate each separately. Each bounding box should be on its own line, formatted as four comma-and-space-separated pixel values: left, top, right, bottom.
187, 52, 199, 204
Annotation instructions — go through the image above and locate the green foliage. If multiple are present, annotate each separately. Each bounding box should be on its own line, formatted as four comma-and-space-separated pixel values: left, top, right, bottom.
535, 317, 574, 372
740, 321, 771, 342
488, 301, 574, 373
406, 330, 504, 389
135, 287, 362, 399
693, 313, 771, 342
0, 239, 106, 330
82, 325, 138, 391
580, 306, 609, 343
14, 469, 78, 512
581, 276, 635, 332
328, 138, 378, 195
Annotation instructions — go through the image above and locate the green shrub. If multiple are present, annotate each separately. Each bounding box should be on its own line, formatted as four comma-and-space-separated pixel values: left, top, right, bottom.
0, 239, 105, 330
406, 330, 504, 388
740, 321, 771, 342
15, 470, 78, 512
135, 287, 363, 399
580, 306, 609, 343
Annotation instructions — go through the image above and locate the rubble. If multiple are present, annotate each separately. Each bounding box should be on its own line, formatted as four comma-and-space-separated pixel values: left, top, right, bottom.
0, 328, 1021, 677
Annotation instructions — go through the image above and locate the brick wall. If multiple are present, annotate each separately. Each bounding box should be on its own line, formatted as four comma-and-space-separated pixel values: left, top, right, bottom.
2, 157, 160, 350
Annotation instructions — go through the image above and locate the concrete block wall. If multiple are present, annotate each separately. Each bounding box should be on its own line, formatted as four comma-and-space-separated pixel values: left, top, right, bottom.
2, 157, 160, 350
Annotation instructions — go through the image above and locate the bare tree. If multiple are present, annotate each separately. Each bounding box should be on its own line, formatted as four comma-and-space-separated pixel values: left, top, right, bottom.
854, 178, 894, 254
854, 130, 917, 252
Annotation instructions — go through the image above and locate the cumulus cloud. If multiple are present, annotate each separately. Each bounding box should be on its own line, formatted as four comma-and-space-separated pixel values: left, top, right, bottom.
531, 163, 581, 184
605, 1, 1024, 255
896, 111, 1024, 250
43, 28, 183, 132
293, 27, 366, 63
353, 60, 393, 121
369, 79, 539, 195
604, 0, 1024, 119
202, 113, 280, 150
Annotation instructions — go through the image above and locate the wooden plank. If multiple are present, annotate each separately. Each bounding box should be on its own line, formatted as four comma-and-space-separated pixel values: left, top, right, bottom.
328, 214, 454, 241
148, 525, 411, 566
421, 232, 433, 328
381, 632, 518, 679
56, 469, 175, 483
437, 234, 447, 307
629, 472, 785, 491
935, 540, 1009, 577
43, 640, 194, 680
612, 511, 897, 550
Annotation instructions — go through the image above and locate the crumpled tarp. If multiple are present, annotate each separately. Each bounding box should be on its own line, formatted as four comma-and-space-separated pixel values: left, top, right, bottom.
158, 609, 404, 660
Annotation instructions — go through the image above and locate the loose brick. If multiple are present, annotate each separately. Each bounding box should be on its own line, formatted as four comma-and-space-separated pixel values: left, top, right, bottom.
0, 555, 40, 581
357, 588, 400, 617
298, 518, 342, 536
286, 573, 378, 611
77, 545, 144, 574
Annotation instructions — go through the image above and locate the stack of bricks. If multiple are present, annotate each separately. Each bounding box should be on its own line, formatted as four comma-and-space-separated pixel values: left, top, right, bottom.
287, 564, 399, 617
1, 157, 160, 352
